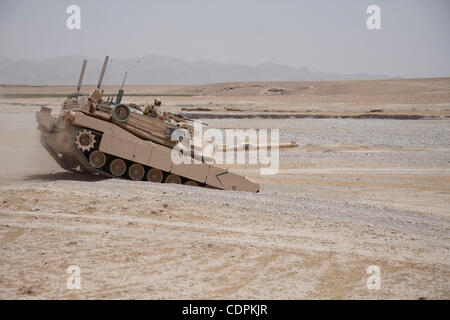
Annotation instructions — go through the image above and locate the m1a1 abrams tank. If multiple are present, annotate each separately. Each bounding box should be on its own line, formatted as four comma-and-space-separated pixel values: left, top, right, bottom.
36, 57, 267, 191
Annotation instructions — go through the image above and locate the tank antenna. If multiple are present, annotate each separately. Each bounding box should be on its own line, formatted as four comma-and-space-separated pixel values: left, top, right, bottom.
76, 59, 88, 93
120, 71, 128, 91
116, 60, 140, 104
97, 55, 110, 89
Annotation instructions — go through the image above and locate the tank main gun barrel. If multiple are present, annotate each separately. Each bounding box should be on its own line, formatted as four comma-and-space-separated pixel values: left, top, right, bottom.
97, 56, 109, 89
76, 59, 87, 93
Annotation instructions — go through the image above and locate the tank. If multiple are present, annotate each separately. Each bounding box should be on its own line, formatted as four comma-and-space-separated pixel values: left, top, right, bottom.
36, 57, 296, 192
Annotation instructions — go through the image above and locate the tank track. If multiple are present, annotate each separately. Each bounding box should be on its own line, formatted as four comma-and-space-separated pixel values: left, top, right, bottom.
40, 135, 85, 173
71, 129, 212, 188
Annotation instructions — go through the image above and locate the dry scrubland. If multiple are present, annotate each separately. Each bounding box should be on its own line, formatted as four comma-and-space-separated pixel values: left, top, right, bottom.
2, 77, 450, 115
0, 78, 449, 299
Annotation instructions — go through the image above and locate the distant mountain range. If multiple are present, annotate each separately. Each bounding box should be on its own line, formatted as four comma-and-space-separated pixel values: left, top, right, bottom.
0, 54, 389, 85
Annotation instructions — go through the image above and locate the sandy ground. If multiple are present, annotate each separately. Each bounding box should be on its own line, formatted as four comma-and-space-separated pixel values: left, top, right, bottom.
0, 79, 449, 299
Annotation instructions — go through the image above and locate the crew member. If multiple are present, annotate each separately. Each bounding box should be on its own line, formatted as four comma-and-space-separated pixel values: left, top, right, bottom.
143, 98, 163, 118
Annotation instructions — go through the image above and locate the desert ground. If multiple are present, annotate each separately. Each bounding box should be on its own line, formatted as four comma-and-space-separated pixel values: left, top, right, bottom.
0, 78, 449, 299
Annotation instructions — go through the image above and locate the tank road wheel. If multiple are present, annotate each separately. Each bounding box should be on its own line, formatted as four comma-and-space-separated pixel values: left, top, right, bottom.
185, 180, 198, 187
89, 151, 106, 168
128, 163, 145, 181
76, 130, 96, 152
110, 158, 126, 177
146, 168, 163, 183
165, 174, 181, 184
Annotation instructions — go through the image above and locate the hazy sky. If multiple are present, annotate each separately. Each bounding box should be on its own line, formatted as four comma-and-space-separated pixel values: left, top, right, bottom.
0, 0, 449, 78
